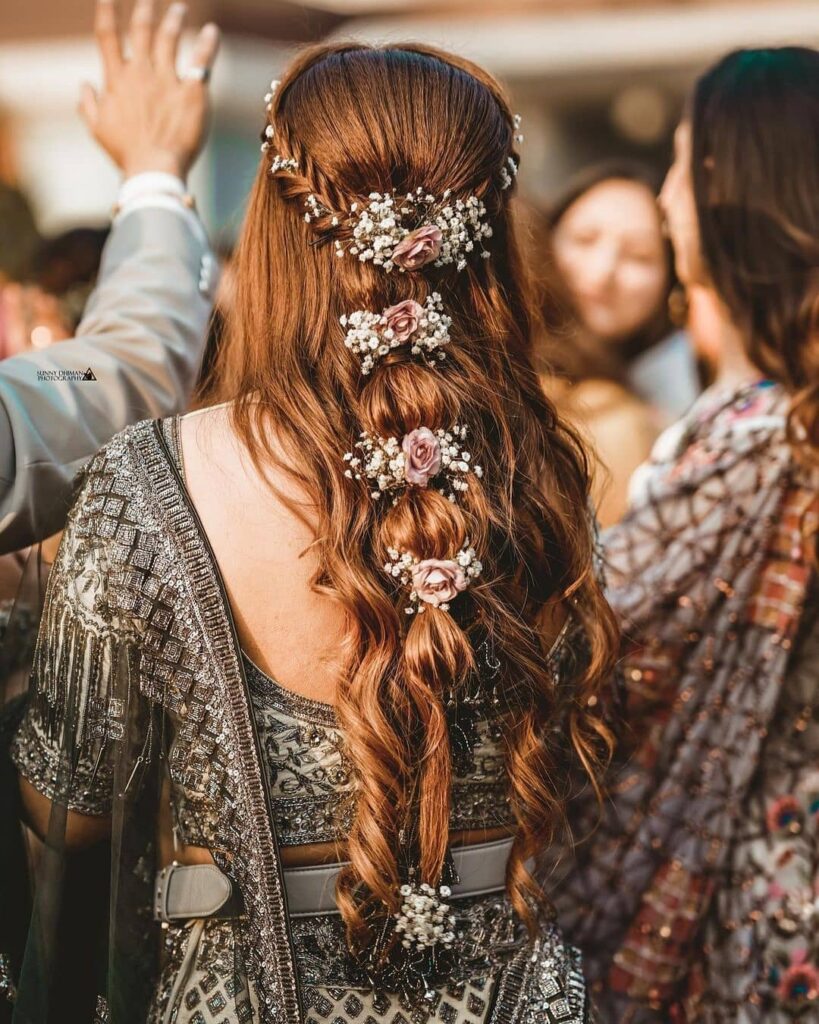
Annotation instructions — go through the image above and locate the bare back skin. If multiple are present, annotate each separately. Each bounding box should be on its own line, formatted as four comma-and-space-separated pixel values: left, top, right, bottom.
179, 403, 349, 708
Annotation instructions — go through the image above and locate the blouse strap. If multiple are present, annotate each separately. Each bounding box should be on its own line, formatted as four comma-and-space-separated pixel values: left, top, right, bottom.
160, 414, 187, 486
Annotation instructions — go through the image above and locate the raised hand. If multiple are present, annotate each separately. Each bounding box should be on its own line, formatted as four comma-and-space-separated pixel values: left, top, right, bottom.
78, 0, 221, 180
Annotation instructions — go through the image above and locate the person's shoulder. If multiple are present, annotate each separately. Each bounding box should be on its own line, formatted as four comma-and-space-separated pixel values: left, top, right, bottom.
69, 415, 177, 557
71, 419, 147, 504
572, 378, 625, 409
177, 400, 234, 454
542, 375, 629, 413
569, 378, 655, 426
50, 420, 177, 641
177, 398, 297, 501
83, 416, 159, 473
177, 400, 242, 485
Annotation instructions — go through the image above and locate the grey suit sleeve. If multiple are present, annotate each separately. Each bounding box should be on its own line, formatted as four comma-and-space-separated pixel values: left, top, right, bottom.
0, 206, 216, 555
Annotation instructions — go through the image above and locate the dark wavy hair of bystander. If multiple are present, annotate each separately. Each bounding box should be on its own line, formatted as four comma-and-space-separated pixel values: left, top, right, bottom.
689, 47, 819, 454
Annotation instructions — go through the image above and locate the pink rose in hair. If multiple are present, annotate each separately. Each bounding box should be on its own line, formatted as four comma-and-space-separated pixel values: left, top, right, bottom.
402, 427, 442, 487
411, 559, 468, 607
383, 299, 424, 343
392, 226, 443, 270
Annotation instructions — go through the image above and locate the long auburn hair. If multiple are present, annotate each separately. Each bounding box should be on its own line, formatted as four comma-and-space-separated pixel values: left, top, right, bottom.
690, 46, 819, 452
195, 42, 618, 948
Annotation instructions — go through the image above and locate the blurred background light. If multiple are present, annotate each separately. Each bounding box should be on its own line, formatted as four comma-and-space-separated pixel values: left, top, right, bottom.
1, 0, 817, 236
610, 85, 670, 145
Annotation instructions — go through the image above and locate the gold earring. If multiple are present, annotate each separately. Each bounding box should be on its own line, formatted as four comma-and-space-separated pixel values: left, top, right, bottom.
668, 284, 689, 327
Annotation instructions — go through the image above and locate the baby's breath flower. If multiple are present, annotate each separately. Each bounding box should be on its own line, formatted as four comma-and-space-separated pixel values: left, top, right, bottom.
339, 189, 494, 273
383, 544, 483, 615
341, 293, 451, 375
343, 424, 481, 505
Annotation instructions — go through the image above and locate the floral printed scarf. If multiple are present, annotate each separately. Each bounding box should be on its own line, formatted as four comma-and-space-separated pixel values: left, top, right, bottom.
554, 380, 819, 1021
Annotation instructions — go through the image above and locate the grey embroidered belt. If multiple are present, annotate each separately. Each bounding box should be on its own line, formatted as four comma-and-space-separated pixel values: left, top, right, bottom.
154, 837, 514, 923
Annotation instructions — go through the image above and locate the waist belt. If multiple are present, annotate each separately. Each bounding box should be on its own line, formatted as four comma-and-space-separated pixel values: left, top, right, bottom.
154, 837, 514, 923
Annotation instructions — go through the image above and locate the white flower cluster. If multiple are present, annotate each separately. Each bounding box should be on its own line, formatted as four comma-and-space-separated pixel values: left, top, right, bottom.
456, 545, 483, 577
260, 79, 282, 155
264, 79, 280, 114
499, 113, 524, 189
343, 425, 481, 503
394, 882, 456, 949
270, 154, 299, 174
344, 433, 404, 500
383, 548, 417, 587
434, 425, 484, 500
335, 188, 493, 273
340, 293, 451, 375
499, 156, 519, 191
383, 544, 483, 615
303, 192, 335, 224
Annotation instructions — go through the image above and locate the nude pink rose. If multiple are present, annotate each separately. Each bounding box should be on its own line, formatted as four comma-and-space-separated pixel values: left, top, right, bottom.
411, 559, 468, 607
383, 299, 424, 342
402, 427, 441, 487
392, 225, 443, 270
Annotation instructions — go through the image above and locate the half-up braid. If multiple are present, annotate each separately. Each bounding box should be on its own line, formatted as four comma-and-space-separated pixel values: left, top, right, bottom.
196, 41, 618, 954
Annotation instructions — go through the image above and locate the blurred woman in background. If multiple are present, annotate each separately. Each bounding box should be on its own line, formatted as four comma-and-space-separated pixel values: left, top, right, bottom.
557, 46, 819, 1023
541, 162, 699, 525
551, 161, 698, 420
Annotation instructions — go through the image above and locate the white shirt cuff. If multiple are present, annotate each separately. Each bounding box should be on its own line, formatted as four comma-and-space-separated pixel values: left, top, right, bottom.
118, 171, 187, 204
114, 173, 208, 248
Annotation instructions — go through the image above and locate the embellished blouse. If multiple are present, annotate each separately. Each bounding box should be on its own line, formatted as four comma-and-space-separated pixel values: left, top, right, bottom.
7, 413, 589, 1024
160, 415, 555, 851
241, 652, 515, 847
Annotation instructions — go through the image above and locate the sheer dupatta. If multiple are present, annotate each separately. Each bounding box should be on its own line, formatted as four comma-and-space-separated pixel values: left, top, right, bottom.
0, 540, 48, 1019
555, 382, 819, 1020
0, 419, 303, 1024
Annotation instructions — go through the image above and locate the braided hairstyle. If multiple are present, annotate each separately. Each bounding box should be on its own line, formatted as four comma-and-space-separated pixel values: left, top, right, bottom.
196, 42, 619, 951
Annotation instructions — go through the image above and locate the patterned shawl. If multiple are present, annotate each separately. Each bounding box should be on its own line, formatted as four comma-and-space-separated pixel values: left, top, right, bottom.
555, 380, 819, 1021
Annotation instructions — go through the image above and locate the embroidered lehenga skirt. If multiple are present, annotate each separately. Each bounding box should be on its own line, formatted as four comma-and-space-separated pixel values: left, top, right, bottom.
148, 899, 589, 1024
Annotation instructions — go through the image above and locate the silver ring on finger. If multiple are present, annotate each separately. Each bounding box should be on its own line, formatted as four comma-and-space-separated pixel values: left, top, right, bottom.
182, 65, 211, 83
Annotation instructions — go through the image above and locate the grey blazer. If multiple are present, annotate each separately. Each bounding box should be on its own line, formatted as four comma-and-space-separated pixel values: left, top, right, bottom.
0, 206, 216, 555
